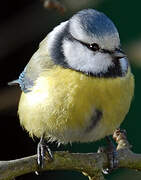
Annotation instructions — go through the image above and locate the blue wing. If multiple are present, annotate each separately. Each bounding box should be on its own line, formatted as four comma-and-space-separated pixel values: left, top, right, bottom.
18, 67, 34, 93
8, 67, 34, 93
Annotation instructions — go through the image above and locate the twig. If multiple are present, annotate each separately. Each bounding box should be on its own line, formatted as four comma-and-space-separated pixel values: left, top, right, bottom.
0, 152, 106, 180
1, 129, 141, 180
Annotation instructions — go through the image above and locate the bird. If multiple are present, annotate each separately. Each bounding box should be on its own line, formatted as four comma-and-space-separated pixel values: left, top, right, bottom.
14, 9, 134, 170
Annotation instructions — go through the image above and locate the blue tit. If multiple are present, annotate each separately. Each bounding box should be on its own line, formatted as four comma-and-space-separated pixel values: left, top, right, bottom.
16, 9, 134, 163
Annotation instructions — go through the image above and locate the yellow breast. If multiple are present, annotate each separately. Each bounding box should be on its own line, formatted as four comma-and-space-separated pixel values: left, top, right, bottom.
18, 66, 134, 143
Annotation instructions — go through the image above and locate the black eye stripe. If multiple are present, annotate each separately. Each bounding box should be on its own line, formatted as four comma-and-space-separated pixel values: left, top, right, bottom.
89, 43, 100, 51
67, 33, 122, 54
79, 41, 100, 51
66, 33, 100, 51
78, 40, 121, 55
101, 48, 113, 54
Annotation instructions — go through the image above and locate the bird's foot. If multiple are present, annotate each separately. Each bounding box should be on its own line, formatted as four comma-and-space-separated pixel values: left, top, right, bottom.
35, 136, 53, 175
98, 136, 118, 174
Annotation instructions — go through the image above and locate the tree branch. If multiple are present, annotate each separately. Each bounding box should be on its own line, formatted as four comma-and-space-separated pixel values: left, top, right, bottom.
0, 152, 106, 180
0, 130, 141, 180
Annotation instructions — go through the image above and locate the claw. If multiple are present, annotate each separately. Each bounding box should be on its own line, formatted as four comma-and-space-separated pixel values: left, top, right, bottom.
98, 136, 118, 174
35, 136, 53, 174
106, 136, 118, 170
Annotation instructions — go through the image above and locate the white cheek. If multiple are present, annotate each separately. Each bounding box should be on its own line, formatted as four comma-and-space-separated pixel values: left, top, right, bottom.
63, 40, 113, 74
92, 53, 114, 73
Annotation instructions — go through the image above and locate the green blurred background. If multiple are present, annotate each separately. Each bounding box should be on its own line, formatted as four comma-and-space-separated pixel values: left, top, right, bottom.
0, 0, 141, 179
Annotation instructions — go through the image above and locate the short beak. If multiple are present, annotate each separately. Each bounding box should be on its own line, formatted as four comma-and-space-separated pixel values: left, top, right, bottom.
113, 49, 126, 59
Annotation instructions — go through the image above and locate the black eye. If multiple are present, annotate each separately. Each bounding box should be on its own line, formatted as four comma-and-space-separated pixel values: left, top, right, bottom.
89, 43, 100, 51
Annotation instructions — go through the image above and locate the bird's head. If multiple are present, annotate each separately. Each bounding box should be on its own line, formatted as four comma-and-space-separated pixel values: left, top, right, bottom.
47, 9, 128, 77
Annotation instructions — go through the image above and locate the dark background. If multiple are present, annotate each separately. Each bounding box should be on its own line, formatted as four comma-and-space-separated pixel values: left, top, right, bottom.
0, 0, 141, 179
